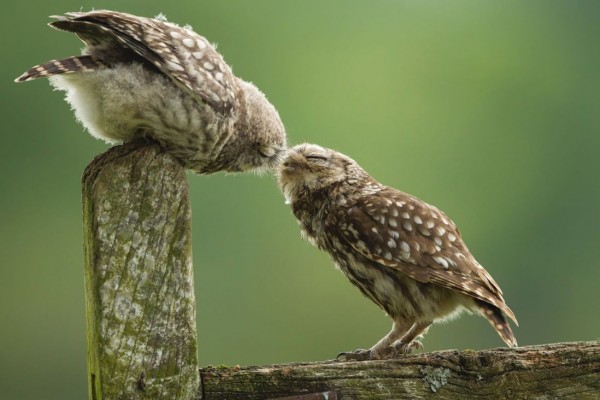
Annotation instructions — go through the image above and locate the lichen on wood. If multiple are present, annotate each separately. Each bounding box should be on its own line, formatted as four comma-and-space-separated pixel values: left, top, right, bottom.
82, 141, 198, 400
199, 341, 600, 399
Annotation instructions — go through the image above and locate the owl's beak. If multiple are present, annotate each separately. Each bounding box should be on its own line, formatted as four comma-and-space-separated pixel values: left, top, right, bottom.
281, 159, 297, 173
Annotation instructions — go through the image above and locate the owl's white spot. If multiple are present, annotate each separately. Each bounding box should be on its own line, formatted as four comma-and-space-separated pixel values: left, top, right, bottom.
166, 61, 185, 72
408, 205, 415, 210
419, 227, 431, 236
401, 251, 410, 260
413, 242, 420, 251
371, 227, 379, 234
379, 216, 386, 224
448, 233, 457, 242
401, 212, 410, 219
434, 237, 442, 246
389, 218, 397, 228
196, 39, 207, 49
356, 240, 368, 252
383, 251, 393, 260
347, 225, 359, 237
435, 227, 446, 236
433, 256, 449, 268
192, 52, 204, 59
203, 61, 214, 70
182, 38, 195, 48
426, 220, 435, 229
387, 239, 396, 248
400, 241, 410, 253
390, 231, 400, 239
391, 208, 399, 217
170, 31, 182, 39
414, 216, 422, 224
403, 221, 413, 231
395, 201, 405, 207
495, 323, 504, 330
215, 72, 224, 82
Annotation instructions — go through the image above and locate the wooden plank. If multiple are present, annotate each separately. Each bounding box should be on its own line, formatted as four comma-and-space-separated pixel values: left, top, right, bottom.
199, 341, 600, 399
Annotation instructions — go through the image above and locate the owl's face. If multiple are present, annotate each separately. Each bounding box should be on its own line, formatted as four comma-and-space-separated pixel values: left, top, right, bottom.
227, 81, 287, 173
278, 143, 353, 200
226, 132, 286, 173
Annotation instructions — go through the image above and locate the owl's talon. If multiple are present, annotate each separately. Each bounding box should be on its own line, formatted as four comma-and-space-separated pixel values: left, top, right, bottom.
336, 349, 372, 361
391, 339, 423, 356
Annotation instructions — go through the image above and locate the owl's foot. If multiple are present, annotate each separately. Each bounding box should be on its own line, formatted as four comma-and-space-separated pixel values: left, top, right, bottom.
336, 348, 372, 361
390, 339, 424, 356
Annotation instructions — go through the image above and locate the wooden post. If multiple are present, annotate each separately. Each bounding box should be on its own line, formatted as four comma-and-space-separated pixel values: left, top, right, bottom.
82, 141, 198, 400
199, 341, 600, 399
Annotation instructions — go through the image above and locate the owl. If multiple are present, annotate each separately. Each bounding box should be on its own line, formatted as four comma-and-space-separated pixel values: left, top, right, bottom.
278, 143, 518, 360
15, 10, 286, 174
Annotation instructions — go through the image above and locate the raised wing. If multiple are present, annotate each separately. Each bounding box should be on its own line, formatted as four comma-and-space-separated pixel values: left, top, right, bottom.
51, 10, 238, 114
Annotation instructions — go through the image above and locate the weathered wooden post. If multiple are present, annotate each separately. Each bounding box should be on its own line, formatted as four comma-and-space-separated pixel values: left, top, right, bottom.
82, 141, 198, 400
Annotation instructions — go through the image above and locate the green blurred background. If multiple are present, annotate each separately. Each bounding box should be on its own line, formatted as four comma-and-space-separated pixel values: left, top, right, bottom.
1, 1, 599, 399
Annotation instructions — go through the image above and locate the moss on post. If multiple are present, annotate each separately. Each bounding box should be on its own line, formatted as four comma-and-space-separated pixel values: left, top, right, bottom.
82, 141, 198, 400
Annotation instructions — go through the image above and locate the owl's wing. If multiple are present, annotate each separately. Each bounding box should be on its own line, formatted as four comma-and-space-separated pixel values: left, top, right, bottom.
50, 11, 238, 114
329, 187, 517, 325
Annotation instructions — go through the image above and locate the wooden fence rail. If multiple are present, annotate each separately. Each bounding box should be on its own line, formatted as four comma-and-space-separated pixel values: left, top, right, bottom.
81, 142, 600, 399
199, 341, 600, 399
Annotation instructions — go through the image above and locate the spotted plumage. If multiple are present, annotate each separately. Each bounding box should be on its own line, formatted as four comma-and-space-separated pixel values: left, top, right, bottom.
16, 10, 286, 174
278, 144, 518, 360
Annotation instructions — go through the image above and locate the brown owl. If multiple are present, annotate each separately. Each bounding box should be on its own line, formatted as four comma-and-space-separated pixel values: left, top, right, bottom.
15, 10, 286, 174
278, 143, 518, 360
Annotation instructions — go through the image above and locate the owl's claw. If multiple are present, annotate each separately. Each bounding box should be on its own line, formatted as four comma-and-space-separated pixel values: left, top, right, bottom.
336, 348, 372, 361
391, 339, 424, 356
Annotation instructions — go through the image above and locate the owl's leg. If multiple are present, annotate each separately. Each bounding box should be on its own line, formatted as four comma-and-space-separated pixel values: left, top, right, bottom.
336, 321, 410, 361
390, 320, 432, 356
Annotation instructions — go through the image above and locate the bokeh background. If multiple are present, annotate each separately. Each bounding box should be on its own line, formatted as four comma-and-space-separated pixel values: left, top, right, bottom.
1, 1, 599, 399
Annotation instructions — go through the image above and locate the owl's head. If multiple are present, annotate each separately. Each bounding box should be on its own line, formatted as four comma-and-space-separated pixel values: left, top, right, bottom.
224, 80, 287, 173
278, 143, 367, 202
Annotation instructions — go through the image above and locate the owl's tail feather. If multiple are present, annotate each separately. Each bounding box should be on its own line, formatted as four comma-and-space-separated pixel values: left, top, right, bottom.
475, 299, 518, 348
14, 55, 107, 83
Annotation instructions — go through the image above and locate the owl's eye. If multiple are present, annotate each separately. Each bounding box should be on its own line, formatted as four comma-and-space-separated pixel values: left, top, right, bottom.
305, 154, 328, 162
258, 148, 275, 158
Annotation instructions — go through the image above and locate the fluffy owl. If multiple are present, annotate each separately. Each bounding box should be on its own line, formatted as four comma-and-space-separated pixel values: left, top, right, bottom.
15, 10, 286, 173
278, 143, 518, 360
